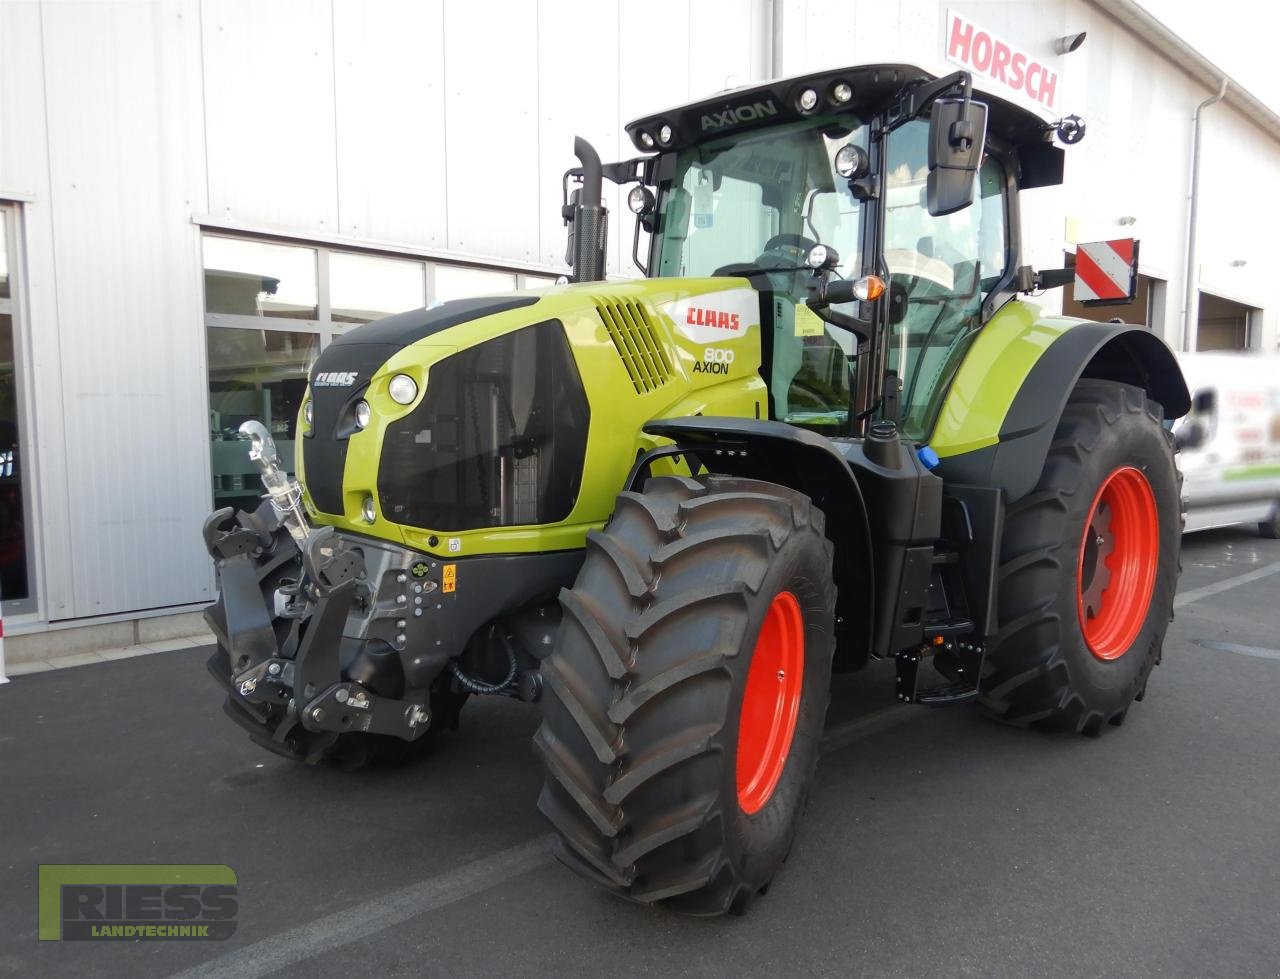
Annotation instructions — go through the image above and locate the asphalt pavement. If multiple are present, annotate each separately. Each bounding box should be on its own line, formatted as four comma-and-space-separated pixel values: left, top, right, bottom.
2, 528, 1279, 977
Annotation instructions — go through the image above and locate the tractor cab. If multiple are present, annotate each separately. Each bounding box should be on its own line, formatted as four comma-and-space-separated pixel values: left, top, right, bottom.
566, 64, 1074, 441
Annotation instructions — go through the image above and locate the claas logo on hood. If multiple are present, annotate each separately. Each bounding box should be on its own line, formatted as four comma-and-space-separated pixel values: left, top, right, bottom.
312, 371, 359, 387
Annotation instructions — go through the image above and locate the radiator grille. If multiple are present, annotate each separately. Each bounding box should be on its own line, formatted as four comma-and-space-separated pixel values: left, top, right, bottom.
595, 300, 673, 393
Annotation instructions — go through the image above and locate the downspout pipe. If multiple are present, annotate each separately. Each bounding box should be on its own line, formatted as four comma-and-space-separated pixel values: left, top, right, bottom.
1181, 77, 1228, 351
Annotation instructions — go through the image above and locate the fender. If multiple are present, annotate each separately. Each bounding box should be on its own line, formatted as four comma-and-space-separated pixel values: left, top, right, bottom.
933, 317, 1190, 502
640, 417, 880, 668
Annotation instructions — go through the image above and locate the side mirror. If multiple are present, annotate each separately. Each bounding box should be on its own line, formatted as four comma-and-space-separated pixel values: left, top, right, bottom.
926, 97, 988, 217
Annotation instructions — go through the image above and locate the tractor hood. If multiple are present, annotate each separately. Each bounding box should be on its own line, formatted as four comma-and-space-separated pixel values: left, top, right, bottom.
296, 278, 770, 559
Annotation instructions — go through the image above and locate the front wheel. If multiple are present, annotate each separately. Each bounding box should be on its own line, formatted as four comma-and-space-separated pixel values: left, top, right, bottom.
534, 475, 836, 915
978, 380, 1181, 734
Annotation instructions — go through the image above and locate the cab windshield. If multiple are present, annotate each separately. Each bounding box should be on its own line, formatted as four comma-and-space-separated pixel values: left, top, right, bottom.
654, 115, 869, 430
655, 115, 868, 286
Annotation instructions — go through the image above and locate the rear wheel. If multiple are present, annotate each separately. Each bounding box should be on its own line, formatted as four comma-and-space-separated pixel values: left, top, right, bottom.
978, 380, 1181, 734
535, 475, 836, 915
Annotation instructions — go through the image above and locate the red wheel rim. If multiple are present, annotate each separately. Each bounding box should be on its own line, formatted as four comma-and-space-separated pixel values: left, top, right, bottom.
736, 590, 805, 814
1077, 466, 1159, 661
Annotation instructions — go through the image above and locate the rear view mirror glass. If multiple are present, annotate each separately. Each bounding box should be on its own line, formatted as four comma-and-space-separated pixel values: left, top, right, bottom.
926, 98, 988, 217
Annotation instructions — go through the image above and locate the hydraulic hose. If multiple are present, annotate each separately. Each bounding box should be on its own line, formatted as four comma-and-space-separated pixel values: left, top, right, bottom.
448, 628, 518, 695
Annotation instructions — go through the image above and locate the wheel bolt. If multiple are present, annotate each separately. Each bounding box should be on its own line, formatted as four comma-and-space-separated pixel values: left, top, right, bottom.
777, 670, 786, 681
311, 707, 325, 722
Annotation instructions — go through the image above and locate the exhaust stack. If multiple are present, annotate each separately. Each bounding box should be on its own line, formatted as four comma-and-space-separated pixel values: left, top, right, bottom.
565, 136, 608, 282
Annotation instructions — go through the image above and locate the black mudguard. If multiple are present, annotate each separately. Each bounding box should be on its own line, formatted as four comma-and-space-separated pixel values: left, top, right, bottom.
935, 323, 1191, 503
640, 417, 881, 667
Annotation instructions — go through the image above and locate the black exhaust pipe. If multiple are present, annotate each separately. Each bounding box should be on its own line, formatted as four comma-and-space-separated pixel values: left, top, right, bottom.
567, 137, 608, 283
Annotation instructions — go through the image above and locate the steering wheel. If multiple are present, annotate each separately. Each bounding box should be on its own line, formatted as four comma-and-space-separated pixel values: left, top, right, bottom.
756, 233, 818, 269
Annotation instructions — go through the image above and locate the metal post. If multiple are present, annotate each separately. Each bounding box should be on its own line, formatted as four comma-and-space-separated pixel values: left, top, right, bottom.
1181, 77, 1228, 352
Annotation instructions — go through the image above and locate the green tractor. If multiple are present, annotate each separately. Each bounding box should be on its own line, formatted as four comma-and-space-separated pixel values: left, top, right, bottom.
203, 63, 1188, 915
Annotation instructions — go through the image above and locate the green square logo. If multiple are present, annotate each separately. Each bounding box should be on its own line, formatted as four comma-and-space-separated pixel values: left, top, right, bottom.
38, 864, 238, 941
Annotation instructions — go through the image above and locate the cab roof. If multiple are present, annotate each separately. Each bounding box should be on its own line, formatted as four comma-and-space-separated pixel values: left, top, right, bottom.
625, 63, 1066, 189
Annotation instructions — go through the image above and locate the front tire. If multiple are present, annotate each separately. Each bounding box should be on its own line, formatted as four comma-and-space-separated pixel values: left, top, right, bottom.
978, 380, 1181, 734
535, 475, 836, 915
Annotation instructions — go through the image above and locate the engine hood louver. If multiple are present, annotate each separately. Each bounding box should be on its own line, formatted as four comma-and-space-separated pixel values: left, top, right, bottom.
595, 299, 673, 394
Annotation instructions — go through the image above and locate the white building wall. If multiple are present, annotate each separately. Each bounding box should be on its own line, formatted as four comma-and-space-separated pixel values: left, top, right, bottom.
779, 0, 1280, 352
1, 0, 1278, 627
0, 0, 767, 624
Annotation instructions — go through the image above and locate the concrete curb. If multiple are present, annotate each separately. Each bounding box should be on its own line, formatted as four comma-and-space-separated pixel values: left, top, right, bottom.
1, 634, 215, 677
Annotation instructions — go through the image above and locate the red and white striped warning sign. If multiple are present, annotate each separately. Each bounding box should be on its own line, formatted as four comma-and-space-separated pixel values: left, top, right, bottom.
1074, 238, 1139, 305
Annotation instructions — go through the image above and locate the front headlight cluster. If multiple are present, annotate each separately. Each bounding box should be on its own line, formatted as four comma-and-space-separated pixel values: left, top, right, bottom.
351, 374, 418, 432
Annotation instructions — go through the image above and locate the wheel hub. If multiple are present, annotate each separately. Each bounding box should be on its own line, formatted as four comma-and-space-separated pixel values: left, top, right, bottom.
736, 591, 805, 814
1077, 466, 1160, 661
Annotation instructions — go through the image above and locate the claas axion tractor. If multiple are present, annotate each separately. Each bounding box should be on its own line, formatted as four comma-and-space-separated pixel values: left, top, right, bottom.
204, 64, 1188, 915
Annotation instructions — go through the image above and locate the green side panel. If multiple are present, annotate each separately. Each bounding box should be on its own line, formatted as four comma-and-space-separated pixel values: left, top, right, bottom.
298, 278, 767, 557
929, 299, 1081, 459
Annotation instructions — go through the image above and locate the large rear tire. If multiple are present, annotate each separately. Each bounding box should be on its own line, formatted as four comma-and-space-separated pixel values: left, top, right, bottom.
535, 475, 836, 915
978, 380, 1181, 734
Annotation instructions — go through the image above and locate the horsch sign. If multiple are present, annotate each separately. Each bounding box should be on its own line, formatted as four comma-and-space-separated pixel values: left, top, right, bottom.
945, 9, 1058, 112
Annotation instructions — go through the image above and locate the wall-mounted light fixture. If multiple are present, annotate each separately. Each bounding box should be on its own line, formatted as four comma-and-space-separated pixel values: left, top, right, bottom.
1055, 32, 1087, 55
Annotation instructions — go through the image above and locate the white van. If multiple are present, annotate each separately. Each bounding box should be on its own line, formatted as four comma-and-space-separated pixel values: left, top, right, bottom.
1173, 352, 1280, 536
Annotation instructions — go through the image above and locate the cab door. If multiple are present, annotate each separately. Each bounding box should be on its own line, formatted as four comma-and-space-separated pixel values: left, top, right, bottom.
879, 119, 1010, 440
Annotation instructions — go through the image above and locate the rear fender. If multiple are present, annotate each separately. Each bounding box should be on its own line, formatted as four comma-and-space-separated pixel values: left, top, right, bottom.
935, 320, 1190, 502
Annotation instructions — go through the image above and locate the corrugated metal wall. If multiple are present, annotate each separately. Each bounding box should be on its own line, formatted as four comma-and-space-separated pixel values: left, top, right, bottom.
0, 0, 768, 622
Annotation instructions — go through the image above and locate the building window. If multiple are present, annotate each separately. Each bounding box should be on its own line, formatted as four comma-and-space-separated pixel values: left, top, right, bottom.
1, 203, 35, 615
201, 232, 553, 510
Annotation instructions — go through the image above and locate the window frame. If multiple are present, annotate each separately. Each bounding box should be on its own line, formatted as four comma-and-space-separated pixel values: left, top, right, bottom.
0, 201, 40, 618
199, 231, 555, 508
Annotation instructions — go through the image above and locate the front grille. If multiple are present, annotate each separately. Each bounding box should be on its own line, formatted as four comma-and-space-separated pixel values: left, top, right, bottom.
595, 299, 672, 394
377, 320, 589, 532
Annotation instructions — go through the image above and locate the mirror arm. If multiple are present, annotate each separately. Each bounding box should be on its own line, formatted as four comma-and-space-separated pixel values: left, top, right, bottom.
888, 70, 973, 132
1017, 266, 1075, 292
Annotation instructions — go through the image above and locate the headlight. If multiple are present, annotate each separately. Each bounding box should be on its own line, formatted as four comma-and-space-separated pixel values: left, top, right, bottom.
798, 88, 819, 112
388, 374, 418, 406
303, 401, 313, 427
627, 185, 655, 215
637, 130, 655, 149
805, 244, 832, 269
657, 123, 674, 146
834, 144, 869, 179
354, 400, 371, 430
362, 495, 376, 523
831, 81, 853, 103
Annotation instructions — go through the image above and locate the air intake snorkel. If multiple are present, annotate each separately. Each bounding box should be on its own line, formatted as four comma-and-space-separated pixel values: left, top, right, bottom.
563, 137, 608, 283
